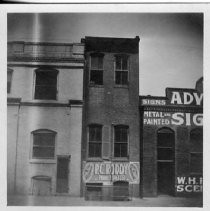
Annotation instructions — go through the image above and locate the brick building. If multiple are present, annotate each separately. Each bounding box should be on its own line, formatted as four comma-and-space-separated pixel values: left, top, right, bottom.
81, 36, 140, 200
139, 78, 203, 197
7, 41, 84, 196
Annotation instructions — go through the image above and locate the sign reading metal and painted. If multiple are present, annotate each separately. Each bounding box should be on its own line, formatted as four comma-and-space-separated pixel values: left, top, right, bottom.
176, 176, 203, 193
143, 111, 203, 126
83, 162, 139, 184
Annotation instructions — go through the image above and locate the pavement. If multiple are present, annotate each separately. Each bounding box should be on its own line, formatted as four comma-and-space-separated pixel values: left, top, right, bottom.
7, 194, 203, 207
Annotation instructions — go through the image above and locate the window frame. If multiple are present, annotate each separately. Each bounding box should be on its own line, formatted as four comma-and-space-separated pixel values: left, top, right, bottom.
189, 128, 203, 174
7, 68, 14, 94
87, 124, 103, 158
114, 54, 129, 86
89, 53, 104, 86
113, 125, 129, 159
34, 68, 59, 100
157, 127, 175, 162
31, 129, 57, 160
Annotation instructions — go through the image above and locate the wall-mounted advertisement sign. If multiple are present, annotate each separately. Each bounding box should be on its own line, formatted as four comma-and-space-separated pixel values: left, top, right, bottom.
143, 111, 203, 126
176, 176, 203, 193
141, 89, 203, 107
166, 89, 203, 106
83, 162, 140, 184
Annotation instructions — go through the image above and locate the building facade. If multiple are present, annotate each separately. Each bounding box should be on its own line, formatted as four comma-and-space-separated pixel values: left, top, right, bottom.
140, 78, 203, 197
81, 36, 140, 200
7, 41, 84, 196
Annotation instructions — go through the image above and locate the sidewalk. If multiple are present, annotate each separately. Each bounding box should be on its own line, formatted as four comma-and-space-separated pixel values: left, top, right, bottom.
7, 194, 203, 207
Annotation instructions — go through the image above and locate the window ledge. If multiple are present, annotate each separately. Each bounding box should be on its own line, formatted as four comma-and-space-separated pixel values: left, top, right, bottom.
29, 159, 56, 164
89, 84, 104, 88
112, 157, 129, 162
114, 85, 129, 89
86, 158, 103, 162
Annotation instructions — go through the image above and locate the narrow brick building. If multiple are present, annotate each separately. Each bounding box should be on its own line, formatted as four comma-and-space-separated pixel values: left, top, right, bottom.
81, 36, 140, 200
140, 78, 203, 197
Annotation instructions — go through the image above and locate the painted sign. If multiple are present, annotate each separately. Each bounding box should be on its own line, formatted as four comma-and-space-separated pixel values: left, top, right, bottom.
141, 99, 166, 106
83, 162, 139, 184
143, 111, 203, 126
166, 89, 203, 106
176, 176, 203, 193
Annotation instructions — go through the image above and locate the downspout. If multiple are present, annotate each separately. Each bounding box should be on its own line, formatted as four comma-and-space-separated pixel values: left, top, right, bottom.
14, 102, 21, 194
139, 104, 144, 198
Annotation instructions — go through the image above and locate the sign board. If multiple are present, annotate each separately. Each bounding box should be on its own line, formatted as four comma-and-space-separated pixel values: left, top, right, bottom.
176, 176, 203, 193
166, 89, 203, 106
83, 162, 140, 184
143, 111, 203, 126
141, 89, 203, 107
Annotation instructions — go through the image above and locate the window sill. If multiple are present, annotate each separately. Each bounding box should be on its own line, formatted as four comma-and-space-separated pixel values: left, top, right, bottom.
86, 157, 103, 162
114, 85, 129, 89
32, 99, 58, 103
189, 172, 203, 176
29, 159, 56, 164
89, 84, 104, 88
112, 157, 129, 162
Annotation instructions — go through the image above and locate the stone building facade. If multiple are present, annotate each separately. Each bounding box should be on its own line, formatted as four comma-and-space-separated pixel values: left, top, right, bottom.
81, 36, 140, 200
7, 41, 84, 196
139, 78, 203, 197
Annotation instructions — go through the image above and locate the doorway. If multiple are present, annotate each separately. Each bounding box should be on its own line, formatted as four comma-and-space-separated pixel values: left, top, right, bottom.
56, 156, 70, 193
157, 128, 175, 196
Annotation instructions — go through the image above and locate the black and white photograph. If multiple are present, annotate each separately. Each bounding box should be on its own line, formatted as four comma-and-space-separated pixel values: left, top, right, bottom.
1, 1, 209, 208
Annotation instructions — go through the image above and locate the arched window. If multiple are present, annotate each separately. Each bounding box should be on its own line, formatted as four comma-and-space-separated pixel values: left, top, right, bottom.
89, 53, 104, 85
32, 129, 56, 159
114, 54, 129, 85
190, 128, 203, 174
34, 68, 58, 100
88, 124, 102, 157
7, 68, 13, 93
114, 125, 129, 158
31, 175, 51, 195
157, 127, 175, 161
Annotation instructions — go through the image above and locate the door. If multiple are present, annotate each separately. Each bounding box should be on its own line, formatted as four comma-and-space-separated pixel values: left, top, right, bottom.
157, 128, 175, 196
157, 162, 174, 195
56, 156, 69, 193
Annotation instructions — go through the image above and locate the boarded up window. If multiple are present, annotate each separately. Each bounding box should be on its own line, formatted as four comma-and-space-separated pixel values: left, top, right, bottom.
32, 176, 51, 196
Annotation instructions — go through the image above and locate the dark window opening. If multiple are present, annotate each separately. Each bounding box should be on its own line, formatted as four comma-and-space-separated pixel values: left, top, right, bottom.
114, 125, 128, 158
88, 125, 102, 157
32, 130, 56, 159
190, 153, 203, 173
7, 69, 13, 93
190, 128, 203, 152
157, 128, 175, 161
90, 55, 103, 85
90, 70, 103, 85
35, 69, 58, 100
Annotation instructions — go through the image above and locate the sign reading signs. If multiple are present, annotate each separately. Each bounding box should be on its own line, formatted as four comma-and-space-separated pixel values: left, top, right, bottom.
83, 162, 139, 184
176, 176, 203, 193
143, 111, 203, 126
